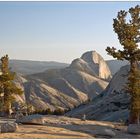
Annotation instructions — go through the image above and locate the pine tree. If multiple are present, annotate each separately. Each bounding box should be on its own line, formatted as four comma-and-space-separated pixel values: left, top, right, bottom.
0, 55, 23, 116
106, 5, 140, 124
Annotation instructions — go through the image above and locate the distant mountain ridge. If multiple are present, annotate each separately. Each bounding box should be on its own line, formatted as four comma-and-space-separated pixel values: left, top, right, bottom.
9, 58, 128, 76
106, 60, 129, 75
9, 59, 69, 75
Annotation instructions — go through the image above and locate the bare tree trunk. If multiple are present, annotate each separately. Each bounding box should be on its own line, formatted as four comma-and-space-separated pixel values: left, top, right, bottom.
129, 60, 140, 124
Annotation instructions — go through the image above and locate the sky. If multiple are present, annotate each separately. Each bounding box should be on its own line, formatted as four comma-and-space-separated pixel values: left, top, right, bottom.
0, 1, 140, 63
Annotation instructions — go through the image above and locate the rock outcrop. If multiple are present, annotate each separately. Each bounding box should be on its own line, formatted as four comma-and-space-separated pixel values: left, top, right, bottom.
70, 51, 112, 80
66, 64, 130, 122
2, 115, 140, 138
92, 128, 116, 138
16, 114, 45, 125
0, 122, 18, 133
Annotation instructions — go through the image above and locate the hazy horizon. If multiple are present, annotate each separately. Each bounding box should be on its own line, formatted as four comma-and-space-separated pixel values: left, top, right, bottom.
0, 1, 139, 63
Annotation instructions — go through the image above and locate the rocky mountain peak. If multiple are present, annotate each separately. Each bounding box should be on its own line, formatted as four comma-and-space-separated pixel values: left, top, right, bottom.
81, 51, 103, 64
70, 51, 112, 80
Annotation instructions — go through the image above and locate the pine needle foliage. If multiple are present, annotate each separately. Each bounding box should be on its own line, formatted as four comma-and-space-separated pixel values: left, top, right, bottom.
106, 5, 140, 124
0, 55, 23, 116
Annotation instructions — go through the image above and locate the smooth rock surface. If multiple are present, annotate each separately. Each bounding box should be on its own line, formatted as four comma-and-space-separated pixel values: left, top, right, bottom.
80, 51, 112, 80
2, 115, 140, 138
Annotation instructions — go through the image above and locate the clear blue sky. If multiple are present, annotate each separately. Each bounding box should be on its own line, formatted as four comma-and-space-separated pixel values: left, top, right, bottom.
0, 2, 139, 63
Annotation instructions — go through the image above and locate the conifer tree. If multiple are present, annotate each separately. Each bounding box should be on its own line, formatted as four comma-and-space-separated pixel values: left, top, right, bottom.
0, 55, 23, 116
106, 5, 140, 124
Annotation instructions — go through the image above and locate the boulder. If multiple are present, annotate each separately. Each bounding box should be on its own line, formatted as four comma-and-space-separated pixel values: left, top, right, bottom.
94, 128, 116, 137
127, 124, 140, 134
16, 114, 45, 125
84, 127, 115, 138
0, 122, 18, 133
